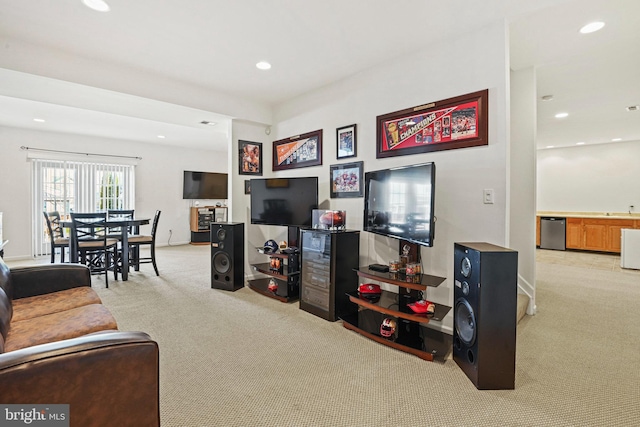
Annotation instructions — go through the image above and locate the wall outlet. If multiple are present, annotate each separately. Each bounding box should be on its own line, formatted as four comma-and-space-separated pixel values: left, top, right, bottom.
483, 189, 494, 204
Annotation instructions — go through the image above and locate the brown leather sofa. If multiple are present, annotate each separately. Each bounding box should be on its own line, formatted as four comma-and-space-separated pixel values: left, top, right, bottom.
0, 257, 160, 427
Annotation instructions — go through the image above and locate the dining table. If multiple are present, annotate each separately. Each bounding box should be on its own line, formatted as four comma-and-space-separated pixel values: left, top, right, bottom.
61, 216, 150, 281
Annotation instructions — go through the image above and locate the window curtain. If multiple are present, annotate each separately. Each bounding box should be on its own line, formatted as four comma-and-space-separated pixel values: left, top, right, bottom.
31, 159, 135, 257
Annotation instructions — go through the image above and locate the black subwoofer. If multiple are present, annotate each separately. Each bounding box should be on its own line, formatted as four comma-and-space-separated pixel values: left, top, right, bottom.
453, 242, 518, 390
211, 223, 244, 291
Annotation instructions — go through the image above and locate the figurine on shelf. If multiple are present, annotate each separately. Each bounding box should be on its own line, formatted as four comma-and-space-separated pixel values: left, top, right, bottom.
380, 318, 397, 340
267, 278, 278, 293
269, 256, 283, 273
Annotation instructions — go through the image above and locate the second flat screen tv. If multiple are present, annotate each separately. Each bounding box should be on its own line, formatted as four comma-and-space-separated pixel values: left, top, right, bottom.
363, 162, 436, 247
250, 177, 318, 227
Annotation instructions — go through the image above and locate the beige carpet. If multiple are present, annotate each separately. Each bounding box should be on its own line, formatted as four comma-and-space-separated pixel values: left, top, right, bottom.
14, 245, 640, 426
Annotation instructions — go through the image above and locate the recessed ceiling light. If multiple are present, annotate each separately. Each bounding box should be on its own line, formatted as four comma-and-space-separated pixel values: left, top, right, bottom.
256, 61, 271, 70
82, 0, 110, 12
626, 105, 639, 112
576, 142, 585, 145
555, 112, 569, 119
33, 118, 46, 123
612, 138, 622, 142
546, 145, 555, 149
541, 95, 554, 101
200, 120, 217, 126
579, 21, 605, 34
157, 135, 165, 139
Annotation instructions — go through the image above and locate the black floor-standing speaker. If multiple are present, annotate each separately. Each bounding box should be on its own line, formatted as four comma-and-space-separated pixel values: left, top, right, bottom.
211, 222, 244, 291
453, 242, 518, 390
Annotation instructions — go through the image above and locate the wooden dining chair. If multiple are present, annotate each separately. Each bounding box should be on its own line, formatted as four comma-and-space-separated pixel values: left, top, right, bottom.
70, 212, 119, 287
127, 210, 161, 276
43, 211, 70, 263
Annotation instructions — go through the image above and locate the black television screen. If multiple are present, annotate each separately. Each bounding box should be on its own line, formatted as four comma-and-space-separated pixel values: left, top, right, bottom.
363, 162, 436, 247
250, 177, 318, 227
182, 171, 228, 199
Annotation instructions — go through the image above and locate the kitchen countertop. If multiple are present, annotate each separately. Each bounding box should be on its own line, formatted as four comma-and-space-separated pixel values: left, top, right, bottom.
538, 211, 640, 220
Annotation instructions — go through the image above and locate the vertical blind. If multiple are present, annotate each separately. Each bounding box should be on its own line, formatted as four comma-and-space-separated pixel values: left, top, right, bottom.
32, 158, 135, 257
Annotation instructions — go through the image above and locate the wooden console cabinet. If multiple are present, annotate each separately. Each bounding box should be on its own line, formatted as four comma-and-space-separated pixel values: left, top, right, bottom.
190, 206, 227, 244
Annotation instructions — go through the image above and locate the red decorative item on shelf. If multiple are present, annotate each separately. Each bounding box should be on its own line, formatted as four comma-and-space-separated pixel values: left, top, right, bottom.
267, 278, 278, 293
408, 300, 435, 314
358, 283, 381, 294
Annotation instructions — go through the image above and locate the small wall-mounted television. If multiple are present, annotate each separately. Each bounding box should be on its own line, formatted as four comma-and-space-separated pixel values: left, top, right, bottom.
250, 177, 318, 227
182, 171, 228, 199
363, 162, 436, 247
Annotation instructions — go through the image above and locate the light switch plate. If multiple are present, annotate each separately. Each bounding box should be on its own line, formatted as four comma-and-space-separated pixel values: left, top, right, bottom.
483, 189, 494, 204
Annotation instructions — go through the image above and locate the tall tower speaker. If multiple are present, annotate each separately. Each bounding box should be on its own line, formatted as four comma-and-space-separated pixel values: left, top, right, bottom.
453, 242, 518, 390
211, 223, 244, 291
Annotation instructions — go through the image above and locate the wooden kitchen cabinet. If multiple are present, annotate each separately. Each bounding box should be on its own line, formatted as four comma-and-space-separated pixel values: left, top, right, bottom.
565, 218, 583, 249
564, 217, 636, 253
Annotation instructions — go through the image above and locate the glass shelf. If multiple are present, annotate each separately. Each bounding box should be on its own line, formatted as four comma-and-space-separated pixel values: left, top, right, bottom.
346, 290, 451, 323
355, 266, 446, 291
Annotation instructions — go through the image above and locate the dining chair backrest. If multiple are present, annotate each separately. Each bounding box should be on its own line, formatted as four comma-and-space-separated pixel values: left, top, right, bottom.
70, 212, 108, 244
44, 211, 65, 239
150, 210, 161, 241
107, 209, 135, 235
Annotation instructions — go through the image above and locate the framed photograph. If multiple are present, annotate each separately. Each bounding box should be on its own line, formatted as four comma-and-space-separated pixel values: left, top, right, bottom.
272, 129, 323, 171
330, 161, 364, 198
376, 89, 488, 158
336, 124, 357, 159
239, 140, 263, 176
244, 180, 251, 194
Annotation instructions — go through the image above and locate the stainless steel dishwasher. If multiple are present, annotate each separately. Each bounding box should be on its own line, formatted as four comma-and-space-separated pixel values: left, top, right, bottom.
540, 217, 566, 250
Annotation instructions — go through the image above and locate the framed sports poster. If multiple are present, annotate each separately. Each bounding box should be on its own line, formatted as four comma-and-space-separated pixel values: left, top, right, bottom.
336, 124, 357, 159
239, 140, 263, 175
272, 129, 323, 171
330, 161, 363, 198
376, 89, 488, 158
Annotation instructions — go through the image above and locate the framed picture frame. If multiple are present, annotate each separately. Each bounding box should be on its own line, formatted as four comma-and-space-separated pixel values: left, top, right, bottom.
272, 129, 323, 171
239, 140, 263, 176
244, 180, 251, 194
330, 161, 364, 198
376, 89, 488, 158
336, 124, 357, 159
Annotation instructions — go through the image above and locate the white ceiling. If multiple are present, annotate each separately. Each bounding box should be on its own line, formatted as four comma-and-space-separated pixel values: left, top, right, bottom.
0, 0, 638, 150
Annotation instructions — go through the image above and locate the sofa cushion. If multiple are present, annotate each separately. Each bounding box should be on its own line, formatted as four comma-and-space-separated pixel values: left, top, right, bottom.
11, 287, 102, 323
4, 304, 118, 353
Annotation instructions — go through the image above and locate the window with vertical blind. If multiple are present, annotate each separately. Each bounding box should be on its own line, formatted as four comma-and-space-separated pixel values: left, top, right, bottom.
32, 158, 135, 257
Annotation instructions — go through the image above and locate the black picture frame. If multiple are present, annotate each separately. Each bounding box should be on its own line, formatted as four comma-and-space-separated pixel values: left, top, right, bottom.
376, 89, 488, 158
336, 124, 357, 159
330, 161, 364, 198
239, 140, 263, 176
272, 129, 323, 171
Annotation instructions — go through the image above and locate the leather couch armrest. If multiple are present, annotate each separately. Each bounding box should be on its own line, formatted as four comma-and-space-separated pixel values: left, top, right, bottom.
10, 264, 92, 299
0, 331, 160, 427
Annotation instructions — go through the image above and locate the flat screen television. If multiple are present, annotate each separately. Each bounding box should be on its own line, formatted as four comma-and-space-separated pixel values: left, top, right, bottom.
182, 171, 228, 199
250, 177, 318, 227
363, 162, 436, 247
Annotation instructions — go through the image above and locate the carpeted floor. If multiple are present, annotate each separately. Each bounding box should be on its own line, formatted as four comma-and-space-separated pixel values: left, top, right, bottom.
10, 246, 640, 426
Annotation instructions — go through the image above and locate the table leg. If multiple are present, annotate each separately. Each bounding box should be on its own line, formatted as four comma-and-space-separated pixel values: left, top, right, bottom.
121, 229, 129, 281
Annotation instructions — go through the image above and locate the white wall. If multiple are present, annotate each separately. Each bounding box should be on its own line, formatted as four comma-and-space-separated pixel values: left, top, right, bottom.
510, 67, 537, 313
232, 20, 512, 333
0, 126, 228, 259
538, 140, 640, 213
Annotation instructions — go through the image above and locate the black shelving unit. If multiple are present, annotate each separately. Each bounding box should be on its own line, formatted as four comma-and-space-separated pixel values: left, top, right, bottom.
299, 229, 360, 321
343, 264, 452, 362
247, 249, 300, 302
